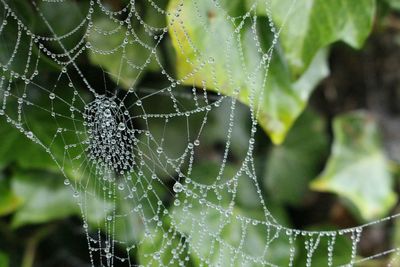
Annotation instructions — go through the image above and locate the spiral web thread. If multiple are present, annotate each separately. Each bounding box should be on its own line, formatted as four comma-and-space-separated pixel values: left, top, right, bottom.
1, 0, 400, 266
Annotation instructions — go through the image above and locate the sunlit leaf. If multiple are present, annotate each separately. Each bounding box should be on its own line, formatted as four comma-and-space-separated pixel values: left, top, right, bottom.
11, 171, 106, 228
0, 178, 21, 216
11, 171, 77, 228
311, 111, 397, 220
167, 0, 329, 144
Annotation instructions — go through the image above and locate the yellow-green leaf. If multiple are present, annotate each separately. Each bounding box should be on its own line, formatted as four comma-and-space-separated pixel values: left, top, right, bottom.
167, 0, 329, 144
311, 111, 397, 221
0, 178, 21, 216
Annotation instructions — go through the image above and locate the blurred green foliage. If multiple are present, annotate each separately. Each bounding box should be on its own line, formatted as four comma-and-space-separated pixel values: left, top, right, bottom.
0, 0, 399, 266
311, 111, 397, 220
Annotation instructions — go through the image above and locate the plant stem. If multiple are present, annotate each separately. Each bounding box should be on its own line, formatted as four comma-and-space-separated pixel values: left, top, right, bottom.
21, 225, 55, 267
21, 237, 36, 267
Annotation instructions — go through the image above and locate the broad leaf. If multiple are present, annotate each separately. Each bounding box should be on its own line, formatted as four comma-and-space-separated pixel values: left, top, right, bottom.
0, 177, 21, 216
203, 100, 252, 157
11, 171, 106, 228
167, 0, 329, 144
170, 161, 293, 266
135, 91, 205, 178
267, 0, 376, 75
295, 225, 352, 266
265, 109, 329, 205
0, 2, 60, 75
11, 171, 78, 228
138, 227, 189, 267
0, 117, 56, 170
311, 111, 397, 220
0, 83, 89, 175
113, 179, 168, 245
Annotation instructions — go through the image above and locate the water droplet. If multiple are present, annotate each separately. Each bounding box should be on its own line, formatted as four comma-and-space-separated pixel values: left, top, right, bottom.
174, 199, 181, 206
118, 122, 126, 131
173, 182, 183, 193
49, 93, 55, 100
26, 131, 33, 139
64, 179, 70, 185
104, 109, 111, 117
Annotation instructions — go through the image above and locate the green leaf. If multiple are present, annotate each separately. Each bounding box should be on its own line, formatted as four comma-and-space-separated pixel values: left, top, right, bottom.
0, 177, 21, 216
167, 0, 329, 144
0, 117, 57, 170
134, 91, 210, 178
295, 225, 352, 266
268, 0, 375, 75
0, 251, 9, 267
11, 170, 106, 228
0, 84, 88, 173
2, 1, 34, 26
170, 161, 293, 266
11, 171, 77, 228
0, 2, 60, 75
138, 227, 189, 267
311, 111, 397, 221
172, 204, 292, 266
203, 100, 251, 157
389, 211, 400, 264
112, 171, 169, 245
264, 109, 329, 205
86, 18, 159, 89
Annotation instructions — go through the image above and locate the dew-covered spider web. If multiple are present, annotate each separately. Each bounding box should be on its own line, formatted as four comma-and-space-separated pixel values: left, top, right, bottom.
1, 0, 400, 266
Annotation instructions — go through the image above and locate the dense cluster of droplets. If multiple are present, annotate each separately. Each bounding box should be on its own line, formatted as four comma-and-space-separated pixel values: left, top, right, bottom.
84, 96, 135, 174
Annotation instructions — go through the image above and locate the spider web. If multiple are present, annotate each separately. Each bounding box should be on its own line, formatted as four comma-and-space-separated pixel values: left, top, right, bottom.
0, 0, 399, 266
